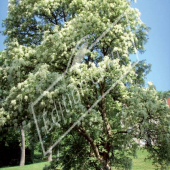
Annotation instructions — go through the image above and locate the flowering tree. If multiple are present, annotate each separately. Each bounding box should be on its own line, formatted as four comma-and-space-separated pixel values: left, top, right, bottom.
1, 0, 170, 170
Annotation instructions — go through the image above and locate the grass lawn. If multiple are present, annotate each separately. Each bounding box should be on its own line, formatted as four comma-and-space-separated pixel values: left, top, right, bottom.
131, 149, 155, 170
0, 150, 161, 170
111, 149, 156, 170
0, 162, 50, 170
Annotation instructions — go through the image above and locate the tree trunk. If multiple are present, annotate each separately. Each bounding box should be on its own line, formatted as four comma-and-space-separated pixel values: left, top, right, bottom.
100, 160, 112, 170
47, 147, 52, 162
19, 128, 25, 166
30, 141, 35, 163
102, 164, 112, 170
77, 127, 112, 170
56, 148, 59, 161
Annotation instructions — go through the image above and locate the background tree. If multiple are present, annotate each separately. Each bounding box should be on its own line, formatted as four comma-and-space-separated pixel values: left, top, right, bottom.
0, 41, 37, 166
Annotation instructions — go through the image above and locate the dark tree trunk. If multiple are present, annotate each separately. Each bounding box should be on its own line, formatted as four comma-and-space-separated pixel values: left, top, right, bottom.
30, 142, 35, 163
19, 128, 25, 166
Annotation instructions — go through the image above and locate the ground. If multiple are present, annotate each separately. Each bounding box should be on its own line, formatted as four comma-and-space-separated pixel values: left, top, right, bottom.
0, 150, 157, 170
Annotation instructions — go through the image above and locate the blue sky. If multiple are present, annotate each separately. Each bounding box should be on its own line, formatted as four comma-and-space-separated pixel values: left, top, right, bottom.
132, 0, 170, 92
0, 0, 169, 92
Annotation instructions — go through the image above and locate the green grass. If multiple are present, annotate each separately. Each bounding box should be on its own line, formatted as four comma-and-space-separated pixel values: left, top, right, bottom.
132, 149, 155, 170
111, 149, 155, 170
0, 150, 162, 170
0, 162, 49, 170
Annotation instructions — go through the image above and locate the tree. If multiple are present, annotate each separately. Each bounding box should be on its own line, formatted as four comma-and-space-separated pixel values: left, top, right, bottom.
19, 128, 25, 166
1, 0, 170, 170
0, 42, 37, 166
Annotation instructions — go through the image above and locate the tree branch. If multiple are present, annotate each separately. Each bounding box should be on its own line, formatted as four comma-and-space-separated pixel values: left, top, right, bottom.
76, 127, 101, 160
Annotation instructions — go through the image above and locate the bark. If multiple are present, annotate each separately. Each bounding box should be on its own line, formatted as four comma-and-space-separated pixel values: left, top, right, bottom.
100, 162, 112, 170
100, 82, 112, 138
96, 163, 112, 170
30, 141, 35, 163
19, 128, 25, 166
100, 83, 112, 167
47, 147, 53, 162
